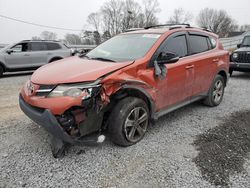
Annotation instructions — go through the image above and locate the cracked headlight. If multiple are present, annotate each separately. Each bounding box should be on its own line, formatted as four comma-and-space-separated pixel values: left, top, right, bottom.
48, 80, 101, 99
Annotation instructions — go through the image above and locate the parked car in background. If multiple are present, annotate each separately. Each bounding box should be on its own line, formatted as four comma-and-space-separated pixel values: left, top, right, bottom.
0, 40, 72, 76
230, 35, 250, 76
19, 24, 229, 157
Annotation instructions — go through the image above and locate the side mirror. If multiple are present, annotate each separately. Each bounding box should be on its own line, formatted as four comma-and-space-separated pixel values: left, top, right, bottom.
6, 49, 14, 54
157, 52, 179, 64
237, 43, 241, 48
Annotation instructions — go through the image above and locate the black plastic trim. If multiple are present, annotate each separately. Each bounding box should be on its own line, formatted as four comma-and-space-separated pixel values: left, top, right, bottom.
19, 95, 74, 144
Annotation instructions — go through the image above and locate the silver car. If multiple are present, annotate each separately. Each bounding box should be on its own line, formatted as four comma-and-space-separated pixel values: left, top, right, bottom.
0, 40, 72, 76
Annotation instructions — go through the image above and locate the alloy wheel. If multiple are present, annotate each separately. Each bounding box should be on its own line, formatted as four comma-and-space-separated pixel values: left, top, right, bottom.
124, 107, 148, 143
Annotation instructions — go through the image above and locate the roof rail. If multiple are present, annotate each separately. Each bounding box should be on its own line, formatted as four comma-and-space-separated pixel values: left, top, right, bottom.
144, 24, 190, 30
201, 27, 212, 33
21, 39, 61, 42
124, 28, 145, 32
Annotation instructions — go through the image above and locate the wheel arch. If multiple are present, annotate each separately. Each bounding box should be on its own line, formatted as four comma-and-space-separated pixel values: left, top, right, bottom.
0, 61, 6, 71
109, 85, 156, 119
217, 69, 228, 86
48, 56, 63, 63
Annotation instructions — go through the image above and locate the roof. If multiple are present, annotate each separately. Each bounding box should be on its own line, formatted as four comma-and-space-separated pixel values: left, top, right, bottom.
123, 25, 218, 38
21, 40, 61, 43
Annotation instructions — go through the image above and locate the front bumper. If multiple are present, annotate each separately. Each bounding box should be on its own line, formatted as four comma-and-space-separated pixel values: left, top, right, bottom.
19, 95, 75, 143
230, 62, 250, 71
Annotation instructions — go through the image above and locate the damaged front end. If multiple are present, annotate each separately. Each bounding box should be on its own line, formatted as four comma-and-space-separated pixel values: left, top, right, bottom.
50, 80, 109, 143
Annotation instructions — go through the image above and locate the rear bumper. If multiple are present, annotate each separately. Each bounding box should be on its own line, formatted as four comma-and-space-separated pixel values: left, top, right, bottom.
230, 62, 250, 71
19, 95, 75, 144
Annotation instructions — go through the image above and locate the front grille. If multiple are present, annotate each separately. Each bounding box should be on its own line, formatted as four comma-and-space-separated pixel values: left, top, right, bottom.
237, 52, 250, 63
35, 85, 56, 96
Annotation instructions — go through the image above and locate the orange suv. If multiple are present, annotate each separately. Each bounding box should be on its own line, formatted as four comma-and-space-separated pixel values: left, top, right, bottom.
19, 24, 229, 157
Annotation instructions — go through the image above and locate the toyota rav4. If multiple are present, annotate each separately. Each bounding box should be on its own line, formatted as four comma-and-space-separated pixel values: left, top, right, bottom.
19, 24, 229, 158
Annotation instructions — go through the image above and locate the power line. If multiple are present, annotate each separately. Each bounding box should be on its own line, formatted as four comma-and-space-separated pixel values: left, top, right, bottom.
0, 14, 82, 32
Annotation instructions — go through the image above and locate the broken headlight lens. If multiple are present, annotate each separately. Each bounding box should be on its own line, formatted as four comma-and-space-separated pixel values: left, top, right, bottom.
48, 81, 101, 99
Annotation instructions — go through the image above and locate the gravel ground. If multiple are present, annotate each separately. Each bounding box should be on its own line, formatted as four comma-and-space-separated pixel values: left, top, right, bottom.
0, 71, 250, 188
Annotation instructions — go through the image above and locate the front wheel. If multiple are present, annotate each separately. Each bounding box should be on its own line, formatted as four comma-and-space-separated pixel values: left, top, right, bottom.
229, 69, 233, 77
0, 65, 4, 77
108, 97, 149, 147
203, 75, 225, 107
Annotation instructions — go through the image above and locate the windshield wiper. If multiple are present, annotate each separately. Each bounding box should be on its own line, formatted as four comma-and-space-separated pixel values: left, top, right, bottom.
91, 57, 116, 62
79, 53, 90, 58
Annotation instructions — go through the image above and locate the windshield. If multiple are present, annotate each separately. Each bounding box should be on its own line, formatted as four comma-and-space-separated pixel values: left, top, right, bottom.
242, 36, 250, 46
0, 44, 13, 52
86, 34, 161, 62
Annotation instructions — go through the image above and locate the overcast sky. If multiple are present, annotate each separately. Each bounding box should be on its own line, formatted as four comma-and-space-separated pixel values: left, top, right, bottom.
0, 0, 249, 43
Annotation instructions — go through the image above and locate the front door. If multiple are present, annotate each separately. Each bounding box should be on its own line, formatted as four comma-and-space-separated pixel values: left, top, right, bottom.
4, 42, 32, 69
154, 32, 194, 110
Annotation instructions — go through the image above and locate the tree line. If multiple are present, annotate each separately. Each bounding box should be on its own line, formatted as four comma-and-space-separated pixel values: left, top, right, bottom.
32, 0, 250, 45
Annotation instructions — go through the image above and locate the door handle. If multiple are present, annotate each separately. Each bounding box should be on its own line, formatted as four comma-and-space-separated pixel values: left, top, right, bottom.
24, 54, 30, 56
185, 65, 194, 69
213, 58, 219, 62
47, 53, 52, 55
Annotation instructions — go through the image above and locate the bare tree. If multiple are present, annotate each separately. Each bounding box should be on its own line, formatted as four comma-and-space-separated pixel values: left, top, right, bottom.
81, 31, 95, 45
40, 31, 57, 40
31, 36, 41, 40
64, 34, 82, 45
87, 12, 101, 32
197, 8, 236, 37
101, 0, 124, 36
121, 0, 142, 30
168, 8, 192, 24
85, 0, 160, 39
142, 0, 160, 27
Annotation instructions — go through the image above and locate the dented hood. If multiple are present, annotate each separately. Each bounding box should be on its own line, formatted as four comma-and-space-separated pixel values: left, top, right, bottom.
31, 56, 133, 85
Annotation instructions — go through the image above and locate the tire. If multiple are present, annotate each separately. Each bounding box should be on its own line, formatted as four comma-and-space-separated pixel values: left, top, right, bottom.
49, 58, 62, 63
0, 65, 4, 77
203, 75, 225, 107
229, 69, 233, 77
108, 97, 149, 147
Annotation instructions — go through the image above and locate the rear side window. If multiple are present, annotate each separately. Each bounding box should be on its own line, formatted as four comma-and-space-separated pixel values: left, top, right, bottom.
209, 37, 217, 49
163, 35, 188, 58
30, 42, 46, 51
189, 35, 209, 55
46, 43, 61, 50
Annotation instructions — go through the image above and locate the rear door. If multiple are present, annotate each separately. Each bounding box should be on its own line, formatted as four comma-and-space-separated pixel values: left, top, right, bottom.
187, 32, 217, 96
30, 42, 48, 66
153, 32, 195, 110
4, 42, 32, 69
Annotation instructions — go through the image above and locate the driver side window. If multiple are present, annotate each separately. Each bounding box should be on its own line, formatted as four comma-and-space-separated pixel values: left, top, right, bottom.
163, 35, 188, 58
11, 43, 29, 53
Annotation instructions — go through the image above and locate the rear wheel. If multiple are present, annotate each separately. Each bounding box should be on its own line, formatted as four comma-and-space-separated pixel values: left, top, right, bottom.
0, 65, 4, 77
203, 75, 225, 107
49, 58, 62, 63
108, 97, 149, 147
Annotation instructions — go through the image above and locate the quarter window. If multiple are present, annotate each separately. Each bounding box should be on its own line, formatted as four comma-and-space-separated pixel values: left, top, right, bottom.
163, 35, 188, 58
209, 37, 217, 48
46, 43, 61, 50
189, 35, 209, 54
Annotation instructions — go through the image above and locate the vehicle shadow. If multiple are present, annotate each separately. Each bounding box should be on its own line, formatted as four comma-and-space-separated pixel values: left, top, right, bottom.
1, 71, 33, 78
231, 72, 250, 80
